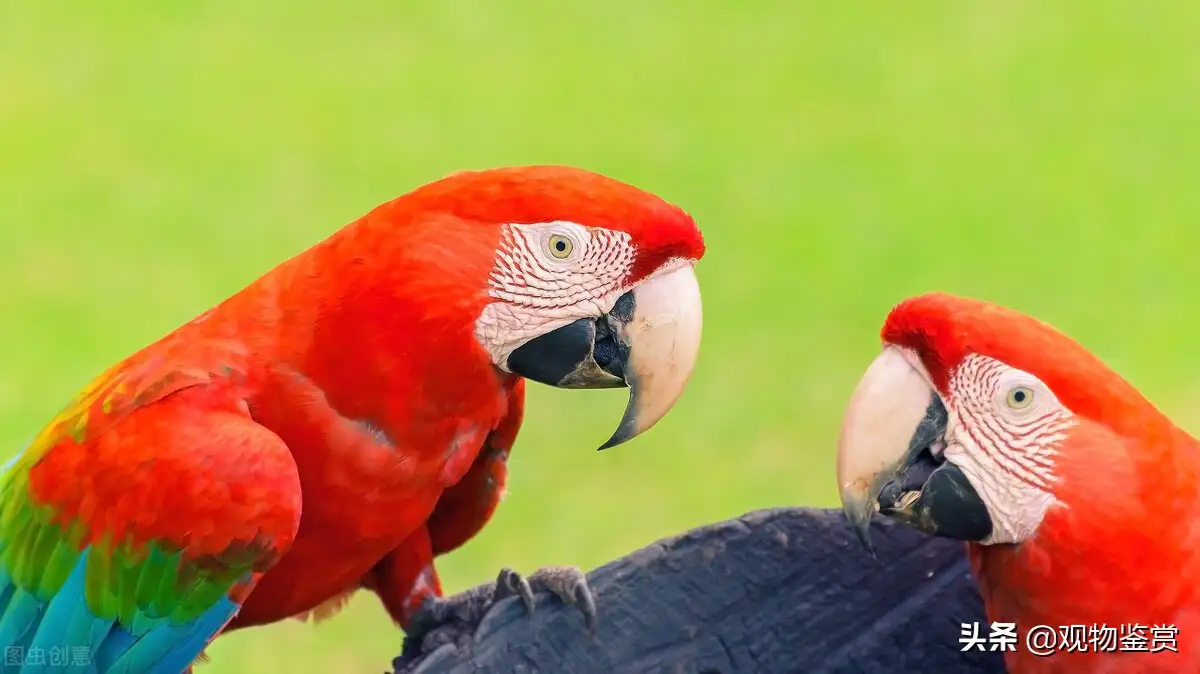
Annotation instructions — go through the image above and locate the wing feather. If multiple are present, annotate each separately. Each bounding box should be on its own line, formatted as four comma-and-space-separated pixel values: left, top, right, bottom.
0, 353, 301, 673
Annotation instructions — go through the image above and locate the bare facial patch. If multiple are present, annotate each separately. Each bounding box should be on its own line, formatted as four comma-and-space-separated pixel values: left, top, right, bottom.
475, 221, 637, 366
944, 354, 1076, 544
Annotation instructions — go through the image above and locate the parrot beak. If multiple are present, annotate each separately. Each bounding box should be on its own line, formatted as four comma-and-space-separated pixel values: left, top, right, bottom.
836, 345, 993, 554
506, 263, 703, 451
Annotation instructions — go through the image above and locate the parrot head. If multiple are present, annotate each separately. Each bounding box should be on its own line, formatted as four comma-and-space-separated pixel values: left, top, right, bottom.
358, 165, 705, 450
834, 295, 1200, 674
835, 292, 1197, 552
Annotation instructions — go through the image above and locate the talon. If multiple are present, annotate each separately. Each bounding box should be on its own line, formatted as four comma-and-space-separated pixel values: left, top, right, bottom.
400, 564, 596, 667
494, 567, 536, 614
528, 565, 597, 632
575, 583, 598, 634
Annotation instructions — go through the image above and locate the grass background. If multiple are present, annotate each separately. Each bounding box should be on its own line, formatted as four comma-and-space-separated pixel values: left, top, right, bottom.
3, 2, 1200, 671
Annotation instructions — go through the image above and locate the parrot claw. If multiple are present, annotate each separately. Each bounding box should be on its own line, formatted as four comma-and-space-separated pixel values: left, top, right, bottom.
396, 564, 597, 672
519, 565, 597, 634
493, 567, 537, 614
489, 565, 597, 633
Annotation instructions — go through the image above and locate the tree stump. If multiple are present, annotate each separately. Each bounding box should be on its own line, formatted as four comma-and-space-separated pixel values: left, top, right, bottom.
392, 507, 1006, 674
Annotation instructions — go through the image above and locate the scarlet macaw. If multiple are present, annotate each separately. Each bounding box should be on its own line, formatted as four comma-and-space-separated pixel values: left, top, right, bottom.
0, 165, 705, 672
836, 292, 1196, 673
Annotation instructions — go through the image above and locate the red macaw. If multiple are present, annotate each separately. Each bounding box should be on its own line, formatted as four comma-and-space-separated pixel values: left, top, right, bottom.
835, 292, 1198, 673
0, 165, 706, 673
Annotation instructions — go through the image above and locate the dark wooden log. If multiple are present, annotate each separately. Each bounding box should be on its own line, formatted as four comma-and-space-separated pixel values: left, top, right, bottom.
392, 507, 1007, 674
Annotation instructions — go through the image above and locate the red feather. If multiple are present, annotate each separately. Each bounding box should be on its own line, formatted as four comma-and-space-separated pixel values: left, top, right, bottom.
883, 293, 1200, 672
176, 165, 704, 630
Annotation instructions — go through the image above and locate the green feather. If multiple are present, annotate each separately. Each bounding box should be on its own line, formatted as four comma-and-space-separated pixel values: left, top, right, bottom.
0, 361, 269, 640
0, 513, 254, 631
41, 537, 77, 598
133, 545, 170, 616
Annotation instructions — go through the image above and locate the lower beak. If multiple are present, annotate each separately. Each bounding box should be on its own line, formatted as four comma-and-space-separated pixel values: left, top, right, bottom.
836, 346, 993, 553
506, 263, 703, 450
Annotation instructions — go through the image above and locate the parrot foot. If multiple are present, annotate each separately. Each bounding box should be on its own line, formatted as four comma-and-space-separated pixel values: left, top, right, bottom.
495, 565, 597, 632
396, 565, 596, 672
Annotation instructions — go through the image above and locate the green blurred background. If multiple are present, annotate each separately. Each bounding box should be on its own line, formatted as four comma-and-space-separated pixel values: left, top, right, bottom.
3, 2, 1200, 671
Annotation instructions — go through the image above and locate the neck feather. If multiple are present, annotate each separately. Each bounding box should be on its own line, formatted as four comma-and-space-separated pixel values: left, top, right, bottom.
971, 417, 1200, 629
220, 206, 506, 426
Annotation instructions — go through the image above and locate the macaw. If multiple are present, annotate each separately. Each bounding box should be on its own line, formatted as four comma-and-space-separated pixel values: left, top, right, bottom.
0, 165, 706, 673
835, 292, 1199, 673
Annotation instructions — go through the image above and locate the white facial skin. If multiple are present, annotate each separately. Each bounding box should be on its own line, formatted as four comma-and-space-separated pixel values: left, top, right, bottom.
471, 219, 703, 449
934, 352, 1079, 545
474, 220, 645, 368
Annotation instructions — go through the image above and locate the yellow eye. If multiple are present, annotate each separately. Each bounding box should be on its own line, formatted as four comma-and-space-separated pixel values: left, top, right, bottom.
1006, 386, 1035, 409
548, 234, 574, 259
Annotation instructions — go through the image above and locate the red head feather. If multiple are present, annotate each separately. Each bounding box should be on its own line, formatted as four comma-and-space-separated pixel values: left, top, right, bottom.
234, 165, 704, 430
880, 292, 1169, 439
390, 165, 706, 283
881, 294, 1200, 670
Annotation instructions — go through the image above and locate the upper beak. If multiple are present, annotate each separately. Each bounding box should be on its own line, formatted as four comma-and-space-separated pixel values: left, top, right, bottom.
836, 345, 993, 553
505, 263, 703, 450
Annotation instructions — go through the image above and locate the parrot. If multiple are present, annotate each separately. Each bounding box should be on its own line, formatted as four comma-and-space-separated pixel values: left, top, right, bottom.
834, 292, 1200, 673
0, 165, 706, 673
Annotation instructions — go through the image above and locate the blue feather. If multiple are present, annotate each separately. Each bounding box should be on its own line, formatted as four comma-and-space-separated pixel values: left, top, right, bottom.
28, 555, 108, 673
0, 588, 43, 648
0, 548, 239, 674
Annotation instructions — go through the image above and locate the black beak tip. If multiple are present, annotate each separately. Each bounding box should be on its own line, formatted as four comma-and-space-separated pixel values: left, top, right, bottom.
596, 378, 643, 451
596, 427, 631, 451
845, 510, 878, 558
855, 530, 877, 559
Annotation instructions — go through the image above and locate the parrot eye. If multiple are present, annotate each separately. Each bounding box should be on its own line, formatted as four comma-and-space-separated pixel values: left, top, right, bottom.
547, 234, 574, 259
1006, 386, 1035, 410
